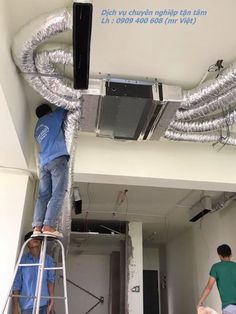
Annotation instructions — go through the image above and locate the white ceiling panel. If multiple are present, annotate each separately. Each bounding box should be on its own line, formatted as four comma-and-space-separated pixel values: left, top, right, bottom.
6, 0, 236, 89
73, 182, 223, 243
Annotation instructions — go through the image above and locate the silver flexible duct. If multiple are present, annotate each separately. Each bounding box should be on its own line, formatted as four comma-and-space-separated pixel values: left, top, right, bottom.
176, 86, 236, 121
12, 7, 81, 254
165, 130, 236, 146
12, 8, 81, 110
165, 62, 236, 145
170, 109, 236, 132
181, 62, 236, 109
35, 47, 82, 102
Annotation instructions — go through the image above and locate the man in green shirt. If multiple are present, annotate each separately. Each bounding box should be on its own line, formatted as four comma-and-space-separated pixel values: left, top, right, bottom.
197, 244, 236, 314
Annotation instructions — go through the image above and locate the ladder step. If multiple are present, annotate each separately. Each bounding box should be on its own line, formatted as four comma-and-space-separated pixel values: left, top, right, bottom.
19, 263, 42, 267
44, 267, 63, 270
19, 264, 63, 270
11, 294, 67, 300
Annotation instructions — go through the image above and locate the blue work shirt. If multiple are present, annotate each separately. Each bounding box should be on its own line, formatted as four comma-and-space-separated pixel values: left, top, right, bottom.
13, 252, 55, 310
34, 108, 69, 167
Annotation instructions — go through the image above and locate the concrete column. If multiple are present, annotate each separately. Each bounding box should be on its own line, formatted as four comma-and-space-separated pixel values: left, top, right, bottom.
126, 222, 143, 314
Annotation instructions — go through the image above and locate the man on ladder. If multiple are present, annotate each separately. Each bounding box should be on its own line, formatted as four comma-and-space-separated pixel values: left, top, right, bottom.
32, 103, 69, 238
6, 103, 70, 314
12, 232, 55, 314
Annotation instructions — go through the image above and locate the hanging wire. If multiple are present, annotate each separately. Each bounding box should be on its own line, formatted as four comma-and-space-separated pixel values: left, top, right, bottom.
85, 183, 91, 212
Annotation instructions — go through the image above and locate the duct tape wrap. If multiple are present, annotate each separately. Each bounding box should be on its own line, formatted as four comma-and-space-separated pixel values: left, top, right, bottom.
12, 7, 82, 255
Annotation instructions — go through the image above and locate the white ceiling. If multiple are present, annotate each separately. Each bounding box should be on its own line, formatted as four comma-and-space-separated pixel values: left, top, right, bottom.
3, 0, 236, 243
73, 182, 222, 244
6, 0, 236, 89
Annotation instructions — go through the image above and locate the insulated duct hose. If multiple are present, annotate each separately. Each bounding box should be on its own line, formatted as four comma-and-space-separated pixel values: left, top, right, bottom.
165, 62, 236, 145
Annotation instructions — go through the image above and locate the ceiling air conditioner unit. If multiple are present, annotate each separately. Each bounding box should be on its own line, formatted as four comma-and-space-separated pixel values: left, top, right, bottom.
79, 78, 182, 141
189, 196, 212, 222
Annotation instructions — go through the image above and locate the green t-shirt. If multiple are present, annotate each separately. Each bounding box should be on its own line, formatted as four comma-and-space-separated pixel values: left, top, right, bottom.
210, 261, 236, 309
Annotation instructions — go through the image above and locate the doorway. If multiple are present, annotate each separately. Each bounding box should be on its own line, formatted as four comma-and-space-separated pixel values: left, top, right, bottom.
143, 270, 159, 314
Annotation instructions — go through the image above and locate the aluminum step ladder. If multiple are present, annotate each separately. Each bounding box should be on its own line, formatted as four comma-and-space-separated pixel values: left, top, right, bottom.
2, 234, 69, 314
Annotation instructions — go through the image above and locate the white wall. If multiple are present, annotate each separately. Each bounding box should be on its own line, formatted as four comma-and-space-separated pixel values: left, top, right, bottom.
143, 248, 160, 270
0, 171, 33, 312
167, 202, 236, 314
75, 133, 236, 192
20, 175, 36, 235
0, 85, 28, 169
55, 253, 110, 314
167, 228, 197, 314
0, 1, 32, 167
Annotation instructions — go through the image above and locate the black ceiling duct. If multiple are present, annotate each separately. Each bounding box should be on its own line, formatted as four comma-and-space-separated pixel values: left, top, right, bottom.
73, 2, 93, 89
